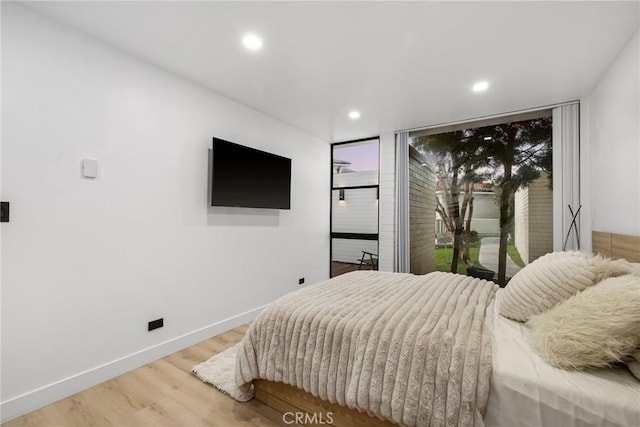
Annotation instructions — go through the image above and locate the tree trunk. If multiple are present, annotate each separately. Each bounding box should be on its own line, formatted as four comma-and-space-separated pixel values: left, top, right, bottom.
498, 161, 513, 286
460, 182, 473, 264
449, 169, 462, 273
462, 190, 474, 264
436, 198, 454, 233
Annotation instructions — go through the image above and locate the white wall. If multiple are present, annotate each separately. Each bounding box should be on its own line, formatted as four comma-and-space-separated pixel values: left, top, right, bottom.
378, 132, 396, 271
0, 3, 329, 420
585, 30, 640, 237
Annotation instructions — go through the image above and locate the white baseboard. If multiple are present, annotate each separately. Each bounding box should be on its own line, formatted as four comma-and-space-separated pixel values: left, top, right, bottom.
0, 305, 266, 423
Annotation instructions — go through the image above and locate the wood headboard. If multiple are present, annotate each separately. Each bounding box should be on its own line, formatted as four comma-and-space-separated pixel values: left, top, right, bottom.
592, 231, 640, 262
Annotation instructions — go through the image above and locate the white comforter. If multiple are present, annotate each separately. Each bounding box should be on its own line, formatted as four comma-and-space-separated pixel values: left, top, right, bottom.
485, 296, 640, 427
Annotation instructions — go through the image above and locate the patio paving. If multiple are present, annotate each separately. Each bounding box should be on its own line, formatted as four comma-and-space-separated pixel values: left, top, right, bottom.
478, 237, 522, 278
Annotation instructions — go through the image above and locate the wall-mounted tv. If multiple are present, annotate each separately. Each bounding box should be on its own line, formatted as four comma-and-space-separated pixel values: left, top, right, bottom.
211, 137, 291, 209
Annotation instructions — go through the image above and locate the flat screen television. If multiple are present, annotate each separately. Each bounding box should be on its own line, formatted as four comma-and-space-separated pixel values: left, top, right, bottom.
211, 137, 291, 209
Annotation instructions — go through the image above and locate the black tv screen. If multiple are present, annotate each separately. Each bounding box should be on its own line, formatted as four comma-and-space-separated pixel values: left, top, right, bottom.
211, 138, 291, 209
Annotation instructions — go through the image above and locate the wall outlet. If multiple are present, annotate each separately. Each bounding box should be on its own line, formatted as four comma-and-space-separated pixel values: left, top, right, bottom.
0, 202, 9, 223
148, 318, 164, 331
298, 278, 305, 285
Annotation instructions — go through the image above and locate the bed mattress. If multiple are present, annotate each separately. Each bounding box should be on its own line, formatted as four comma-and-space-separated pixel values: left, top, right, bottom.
485, 296, 640, 427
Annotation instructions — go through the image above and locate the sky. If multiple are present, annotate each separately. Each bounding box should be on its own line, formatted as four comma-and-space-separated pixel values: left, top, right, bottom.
333, 141, 379, 172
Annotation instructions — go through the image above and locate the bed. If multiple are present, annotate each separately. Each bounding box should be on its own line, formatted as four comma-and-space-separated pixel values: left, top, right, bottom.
485, 296, 640, 427
237, 270, 496, 427
484, 231, 639, 427
197, 231, 640, 427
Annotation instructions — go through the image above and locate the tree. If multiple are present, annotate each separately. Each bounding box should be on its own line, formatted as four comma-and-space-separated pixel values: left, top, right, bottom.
413, 116, 552, 285
472, 117, 552, 285
413, 131, 485, 273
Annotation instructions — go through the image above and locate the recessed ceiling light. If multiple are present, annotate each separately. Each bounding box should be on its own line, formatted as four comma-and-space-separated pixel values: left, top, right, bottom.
242, 33, 263, 51
473, 81, 489, 92
483, 136, 492, 141
348, 111, 361, 119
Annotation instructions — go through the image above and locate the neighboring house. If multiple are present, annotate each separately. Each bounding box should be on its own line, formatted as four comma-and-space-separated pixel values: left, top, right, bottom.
333, 159, 353, 174
408, 147, 436, 274
435, 184, 500, 236
514, 173, 554, 264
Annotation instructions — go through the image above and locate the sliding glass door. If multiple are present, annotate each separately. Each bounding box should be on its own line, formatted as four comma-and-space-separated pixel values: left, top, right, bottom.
330, 138, 380, 278
407, 112, 555, 286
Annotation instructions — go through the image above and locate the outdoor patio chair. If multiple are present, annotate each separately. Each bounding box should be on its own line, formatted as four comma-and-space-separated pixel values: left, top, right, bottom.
357, 251, 378, 270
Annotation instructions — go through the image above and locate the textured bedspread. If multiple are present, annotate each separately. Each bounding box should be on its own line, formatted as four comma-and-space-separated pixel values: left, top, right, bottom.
235, 271, 498, 427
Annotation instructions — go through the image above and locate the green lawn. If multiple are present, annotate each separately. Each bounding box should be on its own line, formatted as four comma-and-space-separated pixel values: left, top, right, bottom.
435, 242, 524, 280
435, 246, 481, 275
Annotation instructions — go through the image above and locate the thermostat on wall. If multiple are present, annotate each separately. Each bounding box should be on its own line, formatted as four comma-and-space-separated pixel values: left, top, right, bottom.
82, 159, 98, 178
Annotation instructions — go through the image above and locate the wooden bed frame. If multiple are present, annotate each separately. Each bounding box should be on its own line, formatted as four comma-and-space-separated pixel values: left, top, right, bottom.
592, 231, 640, 262
254, 380, 396, 427
254, 232, 640, 426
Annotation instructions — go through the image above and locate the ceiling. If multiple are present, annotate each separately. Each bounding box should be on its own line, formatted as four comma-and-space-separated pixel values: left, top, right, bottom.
19, 1, 640, 142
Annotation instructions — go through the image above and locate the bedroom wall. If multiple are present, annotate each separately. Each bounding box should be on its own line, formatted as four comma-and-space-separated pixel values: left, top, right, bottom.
378, 132, 396, 272
585, 29, 640, 237
0, 3, 329, 421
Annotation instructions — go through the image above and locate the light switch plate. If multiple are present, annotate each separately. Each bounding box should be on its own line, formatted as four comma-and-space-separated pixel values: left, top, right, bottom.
82, 159, 98, 178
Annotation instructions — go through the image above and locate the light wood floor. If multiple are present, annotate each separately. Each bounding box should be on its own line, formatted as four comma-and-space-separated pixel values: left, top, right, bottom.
3, 324, 285, 427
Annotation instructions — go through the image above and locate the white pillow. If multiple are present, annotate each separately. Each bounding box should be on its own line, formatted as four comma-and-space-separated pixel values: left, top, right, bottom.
527, 274, 640, 370
612, 259, 640, 276
498, 251, 631, 322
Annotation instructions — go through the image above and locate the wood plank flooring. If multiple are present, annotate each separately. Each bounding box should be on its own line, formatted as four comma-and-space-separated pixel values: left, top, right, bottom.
3, 325, 285, 427
330, 262, 373, 278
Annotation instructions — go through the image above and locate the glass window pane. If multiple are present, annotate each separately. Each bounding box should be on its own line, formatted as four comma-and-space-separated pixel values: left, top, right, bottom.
332, 188, 378, 234
333, 140, 379, 187
408, 116, 553, 285
331, 238, 378, 277
330, 138, 380, 278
